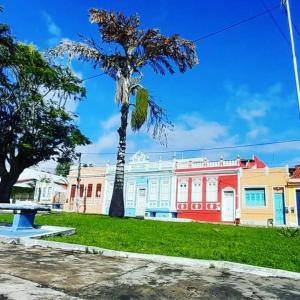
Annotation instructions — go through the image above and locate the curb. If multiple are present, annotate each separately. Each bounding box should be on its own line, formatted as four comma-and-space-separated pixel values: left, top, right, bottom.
16, 237, 300, 280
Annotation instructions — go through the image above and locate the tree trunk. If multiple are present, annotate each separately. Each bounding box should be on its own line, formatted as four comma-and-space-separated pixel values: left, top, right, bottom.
109, 103, 129, 217
0, 176, 18, 203
0, 184, 13, 203
0, 164, 23, 203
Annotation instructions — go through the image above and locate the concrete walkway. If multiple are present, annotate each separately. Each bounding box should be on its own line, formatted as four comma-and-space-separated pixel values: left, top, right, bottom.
0, 243, 300, 300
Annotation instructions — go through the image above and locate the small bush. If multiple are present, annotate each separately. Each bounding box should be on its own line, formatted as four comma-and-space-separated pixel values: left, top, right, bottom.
277, 227, 299, 238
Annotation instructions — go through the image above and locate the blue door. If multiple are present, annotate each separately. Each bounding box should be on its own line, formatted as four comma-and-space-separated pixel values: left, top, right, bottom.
296, 190, 300, 226
274, 192, 285, 225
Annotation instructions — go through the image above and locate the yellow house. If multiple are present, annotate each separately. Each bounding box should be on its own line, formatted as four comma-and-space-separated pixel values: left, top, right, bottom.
64, 165, 106, 214
286, 166, 300, 227
240, 167, 290, 226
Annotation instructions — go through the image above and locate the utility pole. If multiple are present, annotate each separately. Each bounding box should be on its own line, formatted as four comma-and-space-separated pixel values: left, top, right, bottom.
284, 0, 300, 114
75, 153, 81, 213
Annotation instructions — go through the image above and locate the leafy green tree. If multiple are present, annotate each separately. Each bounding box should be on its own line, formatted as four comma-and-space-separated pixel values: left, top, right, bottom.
0, 42, 90, 203
0, 9, 16, 93
50, 9, 198, 217
55, 161, 73, 177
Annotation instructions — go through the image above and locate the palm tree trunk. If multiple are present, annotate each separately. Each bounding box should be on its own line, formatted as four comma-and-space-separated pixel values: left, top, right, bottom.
109, 103, 129, 217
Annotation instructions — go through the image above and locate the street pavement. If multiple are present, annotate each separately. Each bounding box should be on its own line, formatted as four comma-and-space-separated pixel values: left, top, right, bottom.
0, 242, 300, 299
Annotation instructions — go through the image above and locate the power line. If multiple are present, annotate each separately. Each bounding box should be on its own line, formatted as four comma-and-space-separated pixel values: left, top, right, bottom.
193, 4, 280, 42
82, 72, 106, 82
80, 138, 300, 155
260, 0, 290, 46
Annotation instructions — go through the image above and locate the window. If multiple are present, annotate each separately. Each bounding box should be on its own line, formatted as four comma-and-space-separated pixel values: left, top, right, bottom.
47, 187, 52, 198
70, 185, 76, 198
192, 178, 202, 202
87, 184, 93, 198
206, 178, 218, 202
160, 179, 170, 207
126, 181, 135, 207
96, 184, 102, 197
178, 179, 188, 202
80, 184, 84, 197
34, 188, 39, 199
244, 188, 266, 207
42, 187, 47, 198
148, 180, 158, 207
105, 182, 113, 209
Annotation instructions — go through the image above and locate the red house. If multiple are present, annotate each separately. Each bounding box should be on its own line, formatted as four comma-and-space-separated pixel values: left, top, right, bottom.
175, 155, 265, 223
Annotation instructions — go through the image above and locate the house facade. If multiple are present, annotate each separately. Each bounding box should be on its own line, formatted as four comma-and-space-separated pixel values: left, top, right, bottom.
286, 166, 300, 226
103, 151, 176, 218
12, 169, 68, 206
65, 166, 105, 214
175, 156, 266, 223
240, 166, 289, 226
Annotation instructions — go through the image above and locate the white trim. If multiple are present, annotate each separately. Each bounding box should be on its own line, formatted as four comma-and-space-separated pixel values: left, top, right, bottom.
175, 169, 239, 176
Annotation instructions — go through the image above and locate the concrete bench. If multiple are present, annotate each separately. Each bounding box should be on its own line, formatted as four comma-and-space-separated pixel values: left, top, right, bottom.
0, 204, 51, 230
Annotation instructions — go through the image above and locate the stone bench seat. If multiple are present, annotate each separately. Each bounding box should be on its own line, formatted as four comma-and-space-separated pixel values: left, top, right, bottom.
0, 204, 51, 230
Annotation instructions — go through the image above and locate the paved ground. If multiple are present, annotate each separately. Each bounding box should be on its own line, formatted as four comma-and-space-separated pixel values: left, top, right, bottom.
0, 242, 300, 299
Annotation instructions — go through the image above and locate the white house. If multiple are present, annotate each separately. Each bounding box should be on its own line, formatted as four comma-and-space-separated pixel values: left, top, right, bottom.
13, 169, 68, 206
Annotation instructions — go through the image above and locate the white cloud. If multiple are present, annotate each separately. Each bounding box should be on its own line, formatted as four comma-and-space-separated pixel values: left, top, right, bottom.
167, 114, 234, 150
42, 12, 62, 46
237, 103, 268, 122
100, 114, 120, 130
43, 12, 61, 36
226, 83, 289, 141
74, 112, 238, 165
246, 126, 269, 139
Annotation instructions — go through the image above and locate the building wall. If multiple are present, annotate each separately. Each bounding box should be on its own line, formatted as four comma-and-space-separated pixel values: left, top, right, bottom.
103, 152, 176, 218
176, 173, 238, 222
65, 166, 105, 214
34, 181, 67, 204
286, 183, 300, 226
240, 167, 289, 226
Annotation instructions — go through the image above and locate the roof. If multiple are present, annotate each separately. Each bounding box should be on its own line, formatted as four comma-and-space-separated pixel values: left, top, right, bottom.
291, 166, 300, 178
17, 169, 68, 185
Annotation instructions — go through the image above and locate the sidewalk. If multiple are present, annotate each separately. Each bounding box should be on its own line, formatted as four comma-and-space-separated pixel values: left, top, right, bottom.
0, 242, 300, 299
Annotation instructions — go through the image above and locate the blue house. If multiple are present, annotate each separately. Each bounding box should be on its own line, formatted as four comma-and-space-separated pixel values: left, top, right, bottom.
103, 151, 176, 218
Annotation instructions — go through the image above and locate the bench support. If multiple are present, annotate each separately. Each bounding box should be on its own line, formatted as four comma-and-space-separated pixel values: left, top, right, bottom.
12, 210, 37, 230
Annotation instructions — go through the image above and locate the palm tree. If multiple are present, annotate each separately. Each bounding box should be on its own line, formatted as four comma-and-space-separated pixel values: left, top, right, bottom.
50, 9, 198, 217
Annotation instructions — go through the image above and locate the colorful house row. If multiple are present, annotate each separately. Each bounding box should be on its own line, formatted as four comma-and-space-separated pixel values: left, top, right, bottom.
65, 151, 300, 227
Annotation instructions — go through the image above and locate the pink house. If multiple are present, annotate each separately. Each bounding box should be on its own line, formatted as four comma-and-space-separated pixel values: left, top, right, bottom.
65, 166, 105, 214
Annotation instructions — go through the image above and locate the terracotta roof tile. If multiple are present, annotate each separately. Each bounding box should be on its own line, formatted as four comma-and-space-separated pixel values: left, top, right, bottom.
292, 166, 300, 178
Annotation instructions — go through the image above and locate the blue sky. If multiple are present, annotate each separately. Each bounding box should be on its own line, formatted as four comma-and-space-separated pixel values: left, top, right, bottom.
2, 0, 300, 168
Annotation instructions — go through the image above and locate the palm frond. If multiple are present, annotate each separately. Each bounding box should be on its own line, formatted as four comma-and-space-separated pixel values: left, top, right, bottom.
49, 40, 103, 65
139, 30, 198, 74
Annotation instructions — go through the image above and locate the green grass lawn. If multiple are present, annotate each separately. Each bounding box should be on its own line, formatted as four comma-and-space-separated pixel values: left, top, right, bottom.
1, 212, 300, 272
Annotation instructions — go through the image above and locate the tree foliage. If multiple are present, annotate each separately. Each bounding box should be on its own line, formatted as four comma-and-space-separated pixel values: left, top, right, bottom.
131, 88, 148, 131
55, 161, 73, 177
0, 35, 90, 202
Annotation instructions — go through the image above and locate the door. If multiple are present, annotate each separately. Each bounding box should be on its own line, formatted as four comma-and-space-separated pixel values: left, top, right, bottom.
296, 190, 300, 226
222, 190, 234, 222
136, 188, 147, 217
274, 191, 285, 225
